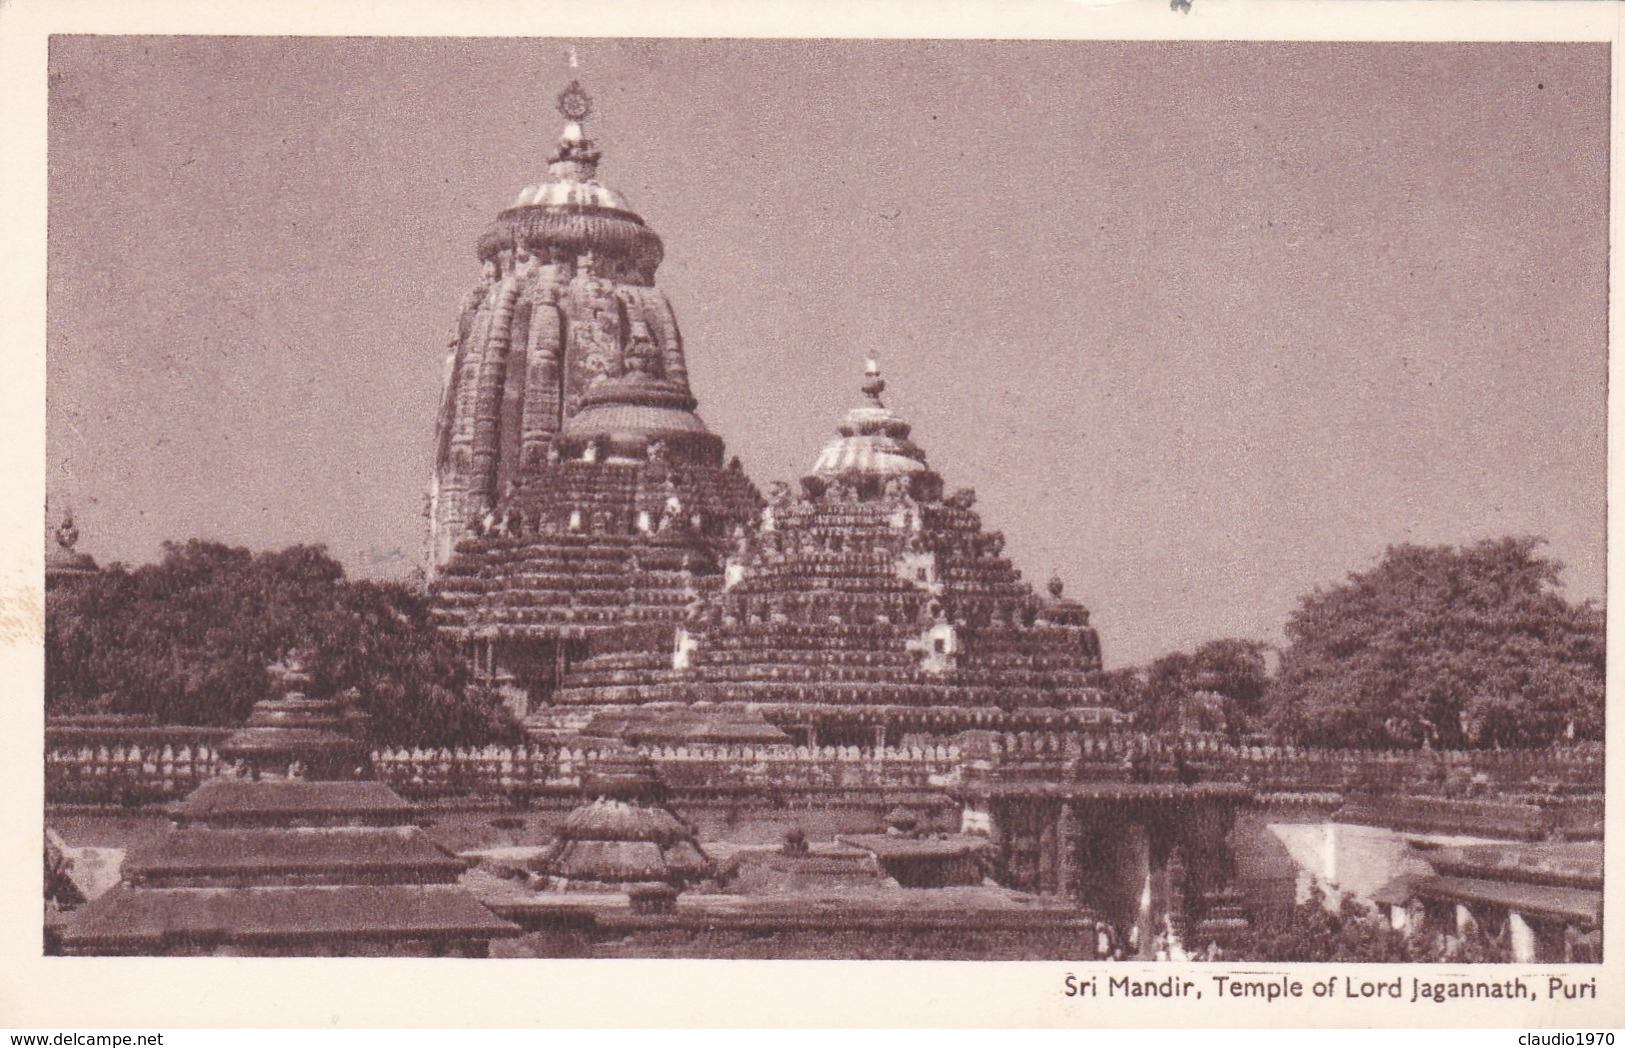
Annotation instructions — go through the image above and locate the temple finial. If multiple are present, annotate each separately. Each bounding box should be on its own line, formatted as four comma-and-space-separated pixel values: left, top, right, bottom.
555, 80, 594, 134
862, 358, 886, 404
55, 511, 79, 551
557, 79, 593, 125
551, 79, 600, 172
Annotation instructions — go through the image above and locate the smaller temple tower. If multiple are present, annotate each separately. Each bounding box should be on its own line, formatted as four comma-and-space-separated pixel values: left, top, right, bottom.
53, 655, 519, 956
549, 362, 1116, 747
45, 511, 98, 591
216, 651, 369, 780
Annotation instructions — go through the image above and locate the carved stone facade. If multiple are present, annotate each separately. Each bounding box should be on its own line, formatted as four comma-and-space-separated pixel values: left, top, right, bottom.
430, 87, 1108, 741
429, 100, 740, 571
544, 364, 1113, 746
429, 86, 761, 706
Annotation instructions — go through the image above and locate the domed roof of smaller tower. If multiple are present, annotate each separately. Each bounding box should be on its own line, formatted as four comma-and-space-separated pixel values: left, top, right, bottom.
807, 361, 933, 482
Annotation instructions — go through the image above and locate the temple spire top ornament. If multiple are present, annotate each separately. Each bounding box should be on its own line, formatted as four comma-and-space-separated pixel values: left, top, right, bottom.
46, 505, 98, 588
862, 358, 886, 405
805, 360, 933, 484
55, 511, 80, 551
549, 79, 600, 173
556, 79, 592, 124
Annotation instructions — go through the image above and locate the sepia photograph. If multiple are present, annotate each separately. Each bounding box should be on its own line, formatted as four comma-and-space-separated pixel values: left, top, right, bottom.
6, 5, 1616, 1029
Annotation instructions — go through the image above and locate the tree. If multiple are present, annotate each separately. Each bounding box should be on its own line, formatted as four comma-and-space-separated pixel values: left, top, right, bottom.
308, 576, 521, 746
1265, 537, 1603, 750
46, 540, 518, 746
1098, 639, 1270, 734
1142, 638, 1271, 735
1092, 666, 1149, 722
1222, 887, 1511, 963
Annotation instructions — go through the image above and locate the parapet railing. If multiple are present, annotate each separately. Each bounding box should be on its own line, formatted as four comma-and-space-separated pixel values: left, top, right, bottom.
371, 742, 968, 799
45, 743, 223, 806
42, 727, 1604, 807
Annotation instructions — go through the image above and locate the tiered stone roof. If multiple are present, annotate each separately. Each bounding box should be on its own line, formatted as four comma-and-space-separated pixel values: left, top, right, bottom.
218, 654, 367, 778
1396, 840, 1603, 931
52, 661, 519, 956
57, 883, 516, 956
531, 748, 711, 895
58, 779, 518, 955
432, 460, 758, 642
546, 365, 1117, 733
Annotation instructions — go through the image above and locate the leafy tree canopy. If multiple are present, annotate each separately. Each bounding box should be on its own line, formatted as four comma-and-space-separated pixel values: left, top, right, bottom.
1096, 639, 1271, 736
1266, 536, 1603, 750
1221, 888, 1513, 963
46, 540, 518, 746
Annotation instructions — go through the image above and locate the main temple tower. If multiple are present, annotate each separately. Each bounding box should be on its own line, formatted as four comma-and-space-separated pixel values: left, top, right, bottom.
429, 83, 761, 707
430, 82, 736, 566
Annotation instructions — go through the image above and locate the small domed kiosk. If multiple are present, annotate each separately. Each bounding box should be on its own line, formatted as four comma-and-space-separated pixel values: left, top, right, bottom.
218, 652, 368, 781
533, 751, 709, 908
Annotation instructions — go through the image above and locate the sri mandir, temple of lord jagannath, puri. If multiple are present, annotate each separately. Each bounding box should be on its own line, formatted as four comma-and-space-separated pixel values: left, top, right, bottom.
46, 82, 1603, 961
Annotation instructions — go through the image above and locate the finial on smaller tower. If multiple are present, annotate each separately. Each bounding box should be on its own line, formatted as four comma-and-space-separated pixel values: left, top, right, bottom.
46, 503, 98, 587
1047, 574, 1064, 599
861, 358, 886, 404
55, 511, 79, 551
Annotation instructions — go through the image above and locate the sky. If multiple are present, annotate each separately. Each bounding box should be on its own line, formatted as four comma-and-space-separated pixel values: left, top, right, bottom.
45, 37, 1609, 667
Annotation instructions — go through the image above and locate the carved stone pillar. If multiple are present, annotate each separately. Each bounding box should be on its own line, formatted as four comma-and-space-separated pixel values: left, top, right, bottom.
1057, 801, 1076, 902
1037, 802, 1057, 894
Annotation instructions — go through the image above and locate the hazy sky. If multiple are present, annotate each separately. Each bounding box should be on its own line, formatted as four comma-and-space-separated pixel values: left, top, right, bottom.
46, 38, 1608, 667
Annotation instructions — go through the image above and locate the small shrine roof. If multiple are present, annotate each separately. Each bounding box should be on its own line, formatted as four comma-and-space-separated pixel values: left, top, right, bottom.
542, 838, 709, 884
124, 827, 462, 880
172, 780, 418, 825
1409, 875, 1601, 925
57, 884, 519, 949
557, 798, 691, 844
836, 834, 992, 860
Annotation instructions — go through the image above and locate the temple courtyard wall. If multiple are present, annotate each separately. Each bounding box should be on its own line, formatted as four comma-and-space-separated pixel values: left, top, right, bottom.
46, 728, 1605, 843
51, 798, 1582, 959
47, 726, 1603, 958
